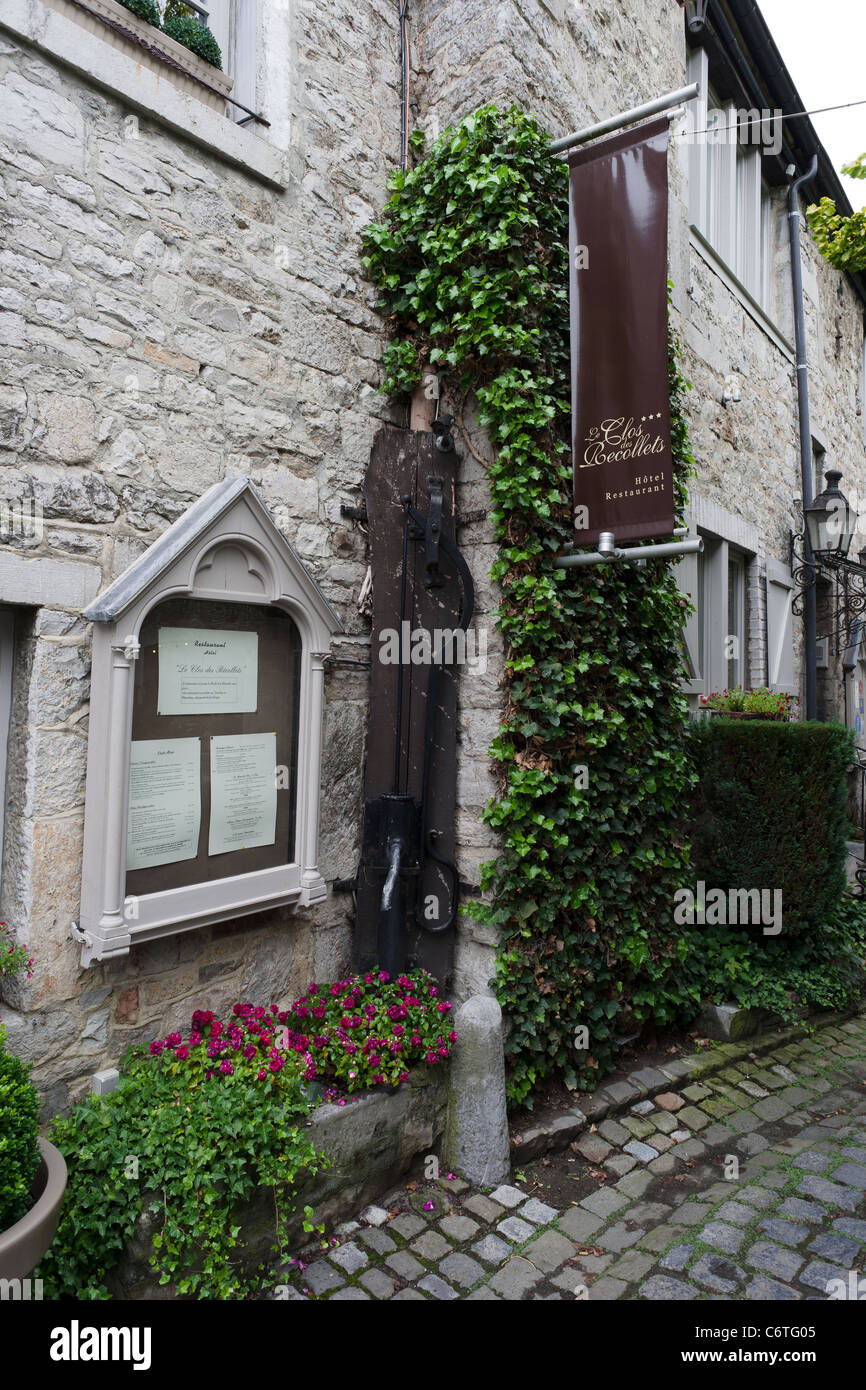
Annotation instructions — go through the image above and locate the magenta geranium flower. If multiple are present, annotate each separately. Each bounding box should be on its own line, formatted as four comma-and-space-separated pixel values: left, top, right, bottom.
175, 1045, 189, 1060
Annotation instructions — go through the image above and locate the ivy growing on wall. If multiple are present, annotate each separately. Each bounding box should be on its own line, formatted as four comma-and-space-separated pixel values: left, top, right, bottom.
362, 106, 698, 1104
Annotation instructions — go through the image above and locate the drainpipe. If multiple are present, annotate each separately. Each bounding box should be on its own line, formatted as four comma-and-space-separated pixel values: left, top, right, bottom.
788, 156, 819, 720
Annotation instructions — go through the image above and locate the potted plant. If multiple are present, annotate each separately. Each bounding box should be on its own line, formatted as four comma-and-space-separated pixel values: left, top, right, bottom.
0, 931, 67, 1280
699, 686, 798, 721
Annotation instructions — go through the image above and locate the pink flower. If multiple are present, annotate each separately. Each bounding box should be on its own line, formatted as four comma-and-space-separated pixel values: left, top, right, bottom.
269, 1057, 284, 1072
448, 1031, 458, 1042
257, 1068, 266, 1080
243, 1044, 257, 1059
149, 1040, 163, 1056
423, 1201, 434, 1211
220, 1059, 234, 1075
436, 1001, 451, 1013
175, 1045, 189, 1060
165, 1032, 182, 1047
189, 1031, 202, 1046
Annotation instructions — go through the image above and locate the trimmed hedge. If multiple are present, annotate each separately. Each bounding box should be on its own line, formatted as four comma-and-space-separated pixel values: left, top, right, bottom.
116, 0, 161, 26
161, 14, 223, 68
0, 1026, 41, 1232
689, 718, 853, 937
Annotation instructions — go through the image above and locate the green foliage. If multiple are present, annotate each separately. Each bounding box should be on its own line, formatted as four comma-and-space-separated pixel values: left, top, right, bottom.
807, 153, 866, 273
362, 106, 697, 1104
690, 719, 853, 937
161, 13, 223, 68
679, 893, 866, 1021
116, 0, 161, 27
37, 1044, 321, 1299
0, 1025, 41, 1232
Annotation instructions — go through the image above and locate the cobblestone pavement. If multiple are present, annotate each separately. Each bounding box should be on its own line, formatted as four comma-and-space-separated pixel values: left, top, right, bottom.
277, 1014, 866, 1301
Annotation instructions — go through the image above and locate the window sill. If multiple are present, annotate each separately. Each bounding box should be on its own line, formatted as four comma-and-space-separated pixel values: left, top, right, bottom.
1, 0, 287, 188
50, 0, 236, 113
689, 225, 794, 364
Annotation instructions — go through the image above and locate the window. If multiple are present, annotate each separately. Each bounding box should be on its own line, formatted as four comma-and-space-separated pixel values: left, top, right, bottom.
812, 437, 827, 502
766, 559, 797, 695
687, 52, 775, 312
1, 0, 283, 188
202, 0, 258, 123
677, 526, 763, 702
727, 551, 746, 688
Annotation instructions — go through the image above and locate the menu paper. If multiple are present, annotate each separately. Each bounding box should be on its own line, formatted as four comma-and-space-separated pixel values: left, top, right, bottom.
127, 737, 201, 870
208, 732, 278, 857
157, 627, 258, 715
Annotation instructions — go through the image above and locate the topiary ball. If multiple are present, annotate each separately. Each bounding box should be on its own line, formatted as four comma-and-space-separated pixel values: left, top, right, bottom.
161, 15, 223, 69
115, 0, 162, 27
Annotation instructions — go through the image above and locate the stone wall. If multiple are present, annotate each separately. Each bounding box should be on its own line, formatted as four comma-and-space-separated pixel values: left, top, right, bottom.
0, 0, 435, 1109
1, 0, 864, 1107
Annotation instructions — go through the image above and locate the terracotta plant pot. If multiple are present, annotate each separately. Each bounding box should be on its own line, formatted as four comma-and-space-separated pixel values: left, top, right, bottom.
0, 1137, 67, 1279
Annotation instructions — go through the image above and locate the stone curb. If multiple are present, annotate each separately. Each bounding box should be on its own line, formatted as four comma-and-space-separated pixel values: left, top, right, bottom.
510, 1009, 852, 1163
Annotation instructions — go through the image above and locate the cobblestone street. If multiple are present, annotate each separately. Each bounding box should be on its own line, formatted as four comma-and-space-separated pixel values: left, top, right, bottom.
278, 1013, 866, 1301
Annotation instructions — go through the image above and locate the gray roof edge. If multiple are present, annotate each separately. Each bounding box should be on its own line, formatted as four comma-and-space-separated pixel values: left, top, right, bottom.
83, 475, 254, 623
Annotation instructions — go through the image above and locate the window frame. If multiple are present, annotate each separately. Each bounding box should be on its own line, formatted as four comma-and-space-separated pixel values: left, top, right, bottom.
687, 47, 776, 318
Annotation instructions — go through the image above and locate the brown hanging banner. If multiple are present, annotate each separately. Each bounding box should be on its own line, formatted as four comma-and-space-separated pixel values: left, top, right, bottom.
569, 116, 674, 547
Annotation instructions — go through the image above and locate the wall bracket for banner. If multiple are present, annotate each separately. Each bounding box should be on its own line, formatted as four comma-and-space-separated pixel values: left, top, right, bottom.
555, 531, 703, 569
550, 82, 699, 155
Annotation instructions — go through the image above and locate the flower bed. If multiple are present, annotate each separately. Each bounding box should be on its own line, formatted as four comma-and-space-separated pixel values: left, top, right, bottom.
139, 968, 455, 1096
37, 970, 455, 1299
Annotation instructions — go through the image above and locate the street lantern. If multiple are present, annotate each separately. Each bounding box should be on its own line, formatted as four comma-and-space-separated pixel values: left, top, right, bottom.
678, 0, 710, 36
804, 469, 857, 561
